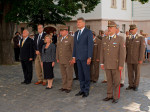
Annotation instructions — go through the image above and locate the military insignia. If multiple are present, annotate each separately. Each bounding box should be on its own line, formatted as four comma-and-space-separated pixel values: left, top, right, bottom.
103, 42, 106, 44
113, 43, 117, 44
129, 35, 132, 39
66, 36, 68, 39
114, 35, 116, 39
65, 41, 68, 43
135, 41, 139, 42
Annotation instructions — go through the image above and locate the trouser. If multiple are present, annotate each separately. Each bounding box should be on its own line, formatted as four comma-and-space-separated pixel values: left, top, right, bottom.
21, 60, 33, 83
121, 64, 126, 84
77, 60, 90, 93
35, 55, 46, 82
74, 63, 78, 79
14, 48, 20, 61
90, 61, 100, 82
127, 63, 140, 87
60, 63, 73, 90
105, 69, 121, 100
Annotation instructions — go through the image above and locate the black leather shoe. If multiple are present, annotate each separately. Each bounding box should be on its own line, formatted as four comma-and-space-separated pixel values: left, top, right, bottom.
75, 91, 84, 96
73, 78, 79, 80
112, 99, 119, 103
103, 97, 113, 101
65, 89, 71, 93
59, 88, 66, 91
120, 83, 124, 87
133, 87, 138, 91
82, 93, 89, 98
46, 87, 53, 89
21, 81, 26, 84
126, 86, 133, 90
25, 82, 31, 84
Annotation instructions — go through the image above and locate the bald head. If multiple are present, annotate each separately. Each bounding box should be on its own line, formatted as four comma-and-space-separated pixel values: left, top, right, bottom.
23, 29, 29, 38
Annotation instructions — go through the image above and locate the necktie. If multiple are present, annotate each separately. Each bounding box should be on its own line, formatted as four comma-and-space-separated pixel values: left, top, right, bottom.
132, 35, 134, 41
37, 35, 41, 45
77, 30, 81, 40
110, 37, 112, 40
22, 39, 25, 47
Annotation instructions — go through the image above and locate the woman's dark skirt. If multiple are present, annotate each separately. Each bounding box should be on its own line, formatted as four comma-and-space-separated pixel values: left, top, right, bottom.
43, 62, 54, 79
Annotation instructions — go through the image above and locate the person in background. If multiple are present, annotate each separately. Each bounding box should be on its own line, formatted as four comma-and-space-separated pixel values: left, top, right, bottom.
146, 34, 150, 62
90, 31, 101, 83
29, 33, 34, 40
13, 32, 21, 61
97, 30, 104, 40
34, 24, 47, 86
20, 29, 34, 84
41, 34, 56, 89
52, 30, 57, 45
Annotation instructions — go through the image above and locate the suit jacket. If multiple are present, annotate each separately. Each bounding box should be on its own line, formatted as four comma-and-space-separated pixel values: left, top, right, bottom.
13, 35, 21, 48
92, 38, 101, 61
20, 37, 34, 61
34, 32, 47, 54
56, 35, 73, 64
52, 34, 57, 44
72, 28, 93, 60
100, 35, 126, 69
126, 34, 145, 64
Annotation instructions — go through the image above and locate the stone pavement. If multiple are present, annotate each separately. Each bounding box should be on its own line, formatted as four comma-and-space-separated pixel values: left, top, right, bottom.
0, 62, 150, 112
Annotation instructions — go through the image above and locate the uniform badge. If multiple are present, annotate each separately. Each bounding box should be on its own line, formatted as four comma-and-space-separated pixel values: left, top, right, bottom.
113, 43, 117, 44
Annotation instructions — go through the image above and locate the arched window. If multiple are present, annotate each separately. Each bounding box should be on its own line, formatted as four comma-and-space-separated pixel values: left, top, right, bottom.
111, 0, 117, 8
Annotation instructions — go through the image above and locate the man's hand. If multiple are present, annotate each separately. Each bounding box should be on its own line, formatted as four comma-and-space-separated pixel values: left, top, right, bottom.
101, 65, 104, 70
119, 66, 123, 71
36, 51, 40, 55
138, 61, 143, 64
72, 58, 76, 64
29, 58, 33, 61
87, 58, 91, 65
52, 62, 55, 67
57, 59, 59, 63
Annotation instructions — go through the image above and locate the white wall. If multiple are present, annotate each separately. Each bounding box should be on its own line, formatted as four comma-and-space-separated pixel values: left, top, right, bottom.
133, 1, 150, 20
71, 3, 101, 20
101, 0, 132, 20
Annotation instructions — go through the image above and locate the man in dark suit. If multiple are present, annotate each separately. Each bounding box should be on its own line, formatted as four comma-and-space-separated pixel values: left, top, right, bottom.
72, 17, 93, 98
20, 29, 34, 84
52, 30, 57, 45
34, 24, 47, 86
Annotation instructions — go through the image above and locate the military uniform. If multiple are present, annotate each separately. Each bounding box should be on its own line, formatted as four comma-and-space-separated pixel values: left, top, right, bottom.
126, 24, 145, 90
56, 31, 74, 91
100, 21, 126, 101
90, 37, 101, 82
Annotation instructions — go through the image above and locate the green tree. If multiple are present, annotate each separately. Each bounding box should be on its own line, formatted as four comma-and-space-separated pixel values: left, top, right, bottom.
0, 0, 149, 64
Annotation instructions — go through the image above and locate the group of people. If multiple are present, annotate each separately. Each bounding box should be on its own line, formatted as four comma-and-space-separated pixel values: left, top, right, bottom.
18, 17, 146, 104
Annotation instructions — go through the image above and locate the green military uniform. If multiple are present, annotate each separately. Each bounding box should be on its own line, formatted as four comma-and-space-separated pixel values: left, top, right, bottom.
126, 24, 145, 90
100, 21, 126, 100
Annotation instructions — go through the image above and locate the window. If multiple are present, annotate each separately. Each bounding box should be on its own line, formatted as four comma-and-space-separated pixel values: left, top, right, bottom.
122, 0, 126, 10
111, 0, 117, 8
122, 24, 126, 33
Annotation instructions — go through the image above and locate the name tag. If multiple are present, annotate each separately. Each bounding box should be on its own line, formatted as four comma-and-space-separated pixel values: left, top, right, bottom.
65, 41, 68, 43
94, 44, 98, 45
113, 43, 117, 44
136, 41, 139, 42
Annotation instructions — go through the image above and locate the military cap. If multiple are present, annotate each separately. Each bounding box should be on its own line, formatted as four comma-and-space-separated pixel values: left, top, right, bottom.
60, 26, 68, 31
129, 24, 137, 30
107, 21, 117, 27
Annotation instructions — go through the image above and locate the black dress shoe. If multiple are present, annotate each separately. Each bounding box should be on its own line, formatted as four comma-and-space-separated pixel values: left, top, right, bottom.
21, 81, 26, 84
112, 99, 119, 103
65, 89, 71, 93
133, 87, 138, 91
120, 83, 124, 87
46, 87, 53, 89
103, 97, 113, 101
59, 88, 66, 91
126, 86, 133, 90
75, 91, 84, 96
73, 78, 79, 80
26, 82, 31, 84
82, 93, 89, 98
92, 81, 97, 83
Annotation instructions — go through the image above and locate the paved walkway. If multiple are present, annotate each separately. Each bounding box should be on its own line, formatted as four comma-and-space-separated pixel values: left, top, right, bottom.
0, 62, 150, 112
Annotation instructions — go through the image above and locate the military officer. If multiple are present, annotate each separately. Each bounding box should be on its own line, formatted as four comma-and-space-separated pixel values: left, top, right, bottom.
90, 31, 101, 83
56, 26, 74, 93
126, 24, 145, 91
100, 21, 126, 103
